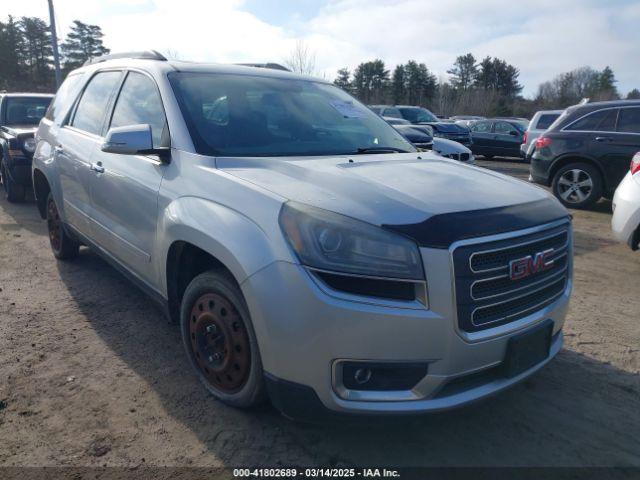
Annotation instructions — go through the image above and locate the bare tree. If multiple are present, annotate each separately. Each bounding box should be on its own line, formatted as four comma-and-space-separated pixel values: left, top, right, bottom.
284, 40, 317, 76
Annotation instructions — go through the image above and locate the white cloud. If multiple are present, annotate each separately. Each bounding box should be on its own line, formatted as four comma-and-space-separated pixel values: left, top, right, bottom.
4, 0, 640, 96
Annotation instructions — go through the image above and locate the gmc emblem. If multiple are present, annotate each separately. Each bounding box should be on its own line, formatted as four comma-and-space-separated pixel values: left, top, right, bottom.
509, 249, 555, 281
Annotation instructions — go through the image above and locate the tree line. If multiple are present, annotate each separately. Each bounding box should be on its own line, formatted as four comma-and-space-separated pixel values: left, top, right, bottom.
333, 53, 638, 118
0, 15, 109, 92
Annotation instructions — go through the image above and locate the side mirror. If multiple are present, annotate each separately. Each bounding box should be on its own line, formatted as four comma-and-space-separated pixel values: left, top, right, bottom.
102, 124, 170, 161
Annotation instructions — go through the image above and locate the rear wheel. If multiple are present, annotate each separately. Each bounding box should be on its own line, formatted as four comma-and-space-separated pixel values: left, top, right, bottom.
180, 270, 266, 408
46, 193, 79, 259
1, 161, 26, 203
552, 162, 602, 209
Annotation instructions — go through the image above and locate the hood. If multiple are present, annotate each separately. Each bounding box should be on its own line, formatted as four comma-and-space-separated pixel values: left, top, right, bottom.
217, 153, 567, 247
1, 125, 38, 136
393, 125, 432, 143
433, 137, 471, 154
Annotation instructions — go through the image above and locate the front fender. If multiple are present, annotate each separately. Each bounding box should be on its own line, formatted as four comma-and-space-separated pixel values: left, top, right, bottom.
157, 196, 288, 296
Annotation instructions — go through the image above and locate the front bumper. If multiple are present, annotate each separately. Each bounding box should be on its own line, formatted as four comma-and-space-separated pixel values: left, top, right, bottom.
612, 173, 640, 249
241, 240, 571, 417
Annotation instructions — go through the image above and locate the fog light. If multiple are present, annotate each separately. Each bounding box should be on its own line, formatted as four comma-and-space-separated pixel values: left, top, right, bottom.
354, 368, 372, 385
341, 361, 428, 391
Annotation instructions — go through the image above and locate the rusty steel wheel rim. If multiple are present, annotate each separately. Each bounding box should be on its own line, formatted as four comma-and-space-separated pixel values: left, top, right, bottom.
47, 198, 62, 252
188, 292, 251, 393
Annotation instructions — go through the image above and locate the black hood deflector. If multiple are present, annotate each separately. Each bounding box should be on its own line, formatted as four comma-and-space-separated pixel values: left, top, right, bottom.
383, 198, 569, 249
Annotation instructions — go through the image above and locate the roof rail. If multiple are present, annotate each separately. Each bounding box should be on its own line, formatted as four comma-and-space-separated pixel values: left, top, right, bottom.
235, 63, 291, 72
84, 50, 167, 66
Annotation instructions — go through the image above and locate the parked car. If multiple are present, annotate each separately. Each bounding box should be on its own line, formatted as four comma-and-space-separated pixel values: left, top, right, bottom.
470, 119, 527, 160
521, 110, 563, 161
530, 100, 640, 208
370, 105, 472, 147
0, 93, 53, 201
450, 115, 485, 128
34, 51, 572, 419
611, 152, 640, 250
382, 117, 475, 163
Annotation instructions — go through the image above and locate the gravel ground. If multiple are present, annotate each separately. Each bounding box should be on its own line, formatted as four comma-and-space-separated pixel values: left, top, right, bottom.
0, 158, 638, 468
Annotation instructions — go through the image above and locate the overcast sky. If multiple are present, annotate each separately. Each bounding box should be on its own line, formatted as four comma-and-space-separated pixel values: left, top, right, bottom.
5, 0, 640, 96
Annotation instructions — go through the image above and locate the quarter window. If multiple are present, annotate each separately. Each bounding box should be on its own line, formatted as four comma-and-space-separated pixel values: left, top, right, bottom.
566, 109, 618, 132
71, 71, 122, 135
617, 108, 640, 134
45, 73, 84, 124
110, 72, 168, 148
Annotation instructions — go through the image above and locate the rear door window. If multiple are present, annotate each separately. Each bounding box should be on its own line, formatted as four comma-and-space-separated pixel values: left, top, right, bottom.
71, 71, 123, 136
617, 108, 640, 134
535, 113, 560, 130
494, 121, 514, 134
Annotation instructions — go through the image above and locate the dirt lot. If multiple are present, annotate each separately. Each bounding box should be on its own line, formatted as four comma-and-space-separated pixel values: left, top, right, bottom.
0, 159, 638, 468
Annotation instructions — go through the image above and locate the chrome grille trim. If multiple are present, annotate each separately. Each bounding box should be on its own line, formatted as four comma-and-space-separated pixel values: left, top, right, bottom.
469, 230, 568, 274
451, 220, 571, 333
471, 277, 567, 327
471, 259, 568, 301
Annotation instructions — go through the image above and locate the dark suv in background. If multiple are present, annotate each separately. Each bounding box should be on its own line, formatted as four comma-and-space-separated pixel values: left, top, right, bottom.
0, 93, 53, 201
530, 100, 640, 208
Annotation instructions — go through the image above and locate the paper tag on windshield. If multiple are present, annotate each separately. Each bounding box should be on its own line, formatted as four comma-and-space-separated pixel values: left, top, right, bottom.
329, 100, 366, 118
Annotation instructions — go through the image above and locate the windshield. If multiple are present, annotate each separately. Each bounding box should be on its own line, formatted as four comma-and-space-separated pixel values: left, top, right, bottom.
169, 73, 415, 157
5, 96, 52, 126
398, 107, 438, 123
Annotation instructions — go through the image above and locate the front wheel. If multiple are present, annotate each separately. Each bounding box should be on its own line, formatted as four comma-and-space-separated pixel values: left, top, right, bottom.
180, 270, 266, 408
46, 193, 79, 259
552, 162, 602, 209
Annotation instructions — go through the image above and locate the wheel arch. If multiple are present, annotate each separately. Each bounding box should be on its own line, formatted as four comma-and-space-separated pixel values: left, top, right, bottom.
548, 154, 607, 189
32, 168, 51, 219
159, 197, 284, 323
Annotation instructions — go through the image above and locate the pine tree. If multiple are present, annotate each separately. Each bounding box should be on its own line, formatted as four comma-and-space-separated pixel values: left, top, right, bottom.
627, 88, 640, 100
61, 20, 110, 71
333, 68, 351, 92
391, 64, 406, 104
19, 16, 53, 90
447, 53, 477, 91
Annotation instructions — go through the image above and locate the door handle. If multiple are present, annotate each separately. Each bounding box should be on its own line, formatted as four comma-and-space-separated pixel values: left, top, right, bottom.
595, 136, 612, 142
90, 162, 105, 173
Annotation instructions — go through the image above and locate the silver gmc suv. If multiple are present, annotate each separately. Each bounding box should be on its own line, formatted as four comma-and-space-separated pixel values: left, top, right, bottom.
33, 51, 572, 419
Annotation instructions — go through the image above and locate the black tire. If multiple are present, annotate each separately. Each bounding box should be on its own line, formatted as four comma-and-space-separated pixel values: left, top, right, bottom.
552, 162, 603, 209
46, 193, 79, 260
180, 270, 266, 408
1, 161, 26, 203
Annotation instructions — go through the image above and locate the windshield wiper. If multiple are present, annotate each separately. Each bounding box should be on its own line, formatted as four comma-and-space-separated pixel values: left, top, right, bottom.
354, 147, 411, 154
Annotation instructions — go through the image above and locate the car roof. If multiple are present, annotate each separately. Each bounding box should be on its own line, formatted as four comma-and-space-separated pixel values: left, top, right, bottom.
73, 56, 330, 84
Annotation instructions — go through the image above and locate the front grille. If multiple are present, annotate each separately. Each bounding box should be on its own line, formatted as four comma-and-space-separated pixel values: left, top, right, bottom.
452, 222, 570, 332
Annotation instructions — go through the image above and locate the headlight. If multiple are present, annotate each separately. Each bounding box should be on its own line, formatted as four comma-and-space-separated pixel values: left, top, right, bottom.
23, 137, 37, 153
279, 202, 424, 280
